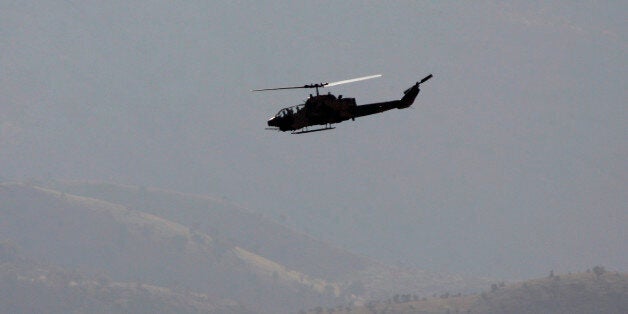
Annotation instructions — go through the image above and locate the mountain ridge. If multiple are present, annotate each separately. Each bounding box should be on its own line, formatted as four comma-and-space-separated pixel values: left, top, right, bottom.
316, 271, 628, 314
0, 181, 491, 312
0, 241, 249, 314
0, 182, 341, 313
42, 180, 490, 295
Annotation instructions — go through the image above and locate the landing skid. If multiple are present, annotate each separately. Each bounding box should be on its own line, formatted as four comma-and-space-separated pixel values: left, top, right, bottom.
292, 126, 335, 134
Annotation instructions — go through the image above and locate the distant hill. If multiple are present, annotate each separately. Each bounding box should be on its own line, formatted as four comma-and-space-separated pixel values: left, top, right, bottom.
0, 181, 490, 312
43, 180, 369, 280
0, 241, 248, 314
0, 183, 340, 313
41, 180, 490, 297
330, 271, 628, 314
0, 241, 254, 314
470, 270, 628, 314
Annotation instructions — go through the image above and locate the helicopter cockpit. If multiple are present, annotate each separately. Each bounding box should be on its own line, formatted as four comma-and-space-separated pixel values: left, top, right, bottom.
275, 104, 305, 118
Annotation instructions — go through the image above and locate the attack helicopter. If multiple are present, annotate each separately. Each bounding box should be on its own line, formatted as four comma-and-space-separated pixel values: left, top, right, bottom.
252, 73, 432, 134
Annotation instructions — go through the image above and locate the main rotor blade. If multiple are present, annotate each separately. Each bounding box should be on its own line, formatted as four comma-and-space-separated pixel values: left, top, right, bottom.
251, 86, 309, 92
325, 74, 382, 87
250, 74, 381, 92
251, 83, 327, 92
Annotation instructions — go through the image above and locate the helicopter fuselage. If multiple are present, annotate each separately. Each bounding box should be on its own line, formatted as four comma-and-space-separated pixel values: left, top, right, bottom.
267, 79, 424, 132
261, 73, 432, 133
267, 94, 357, 131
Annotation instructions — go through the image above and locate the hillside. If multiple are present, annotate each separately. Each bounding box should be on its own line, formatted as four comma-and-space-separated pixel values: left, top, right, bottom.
327, 271, 628, 314
0, 181, 493, 312
44, 180, 369, 280
0, 183, 341, 313
0, 242, 247, 314
470, 270, 628, 314
41, 180, 490, 297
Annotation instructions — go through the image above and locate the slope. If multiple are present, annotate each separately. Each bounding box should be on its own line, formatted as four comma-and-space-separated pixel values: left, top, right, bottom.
0, 183, 342, 313
336, 271, 628, 314
44, 180, 370, 280
0, 241, 248, 314
42, 180, 491, 298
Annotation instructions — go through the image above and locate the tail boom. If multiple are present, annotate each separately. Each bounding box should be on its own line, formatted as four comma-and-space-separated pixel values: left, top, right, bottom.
353, 74, 432, 118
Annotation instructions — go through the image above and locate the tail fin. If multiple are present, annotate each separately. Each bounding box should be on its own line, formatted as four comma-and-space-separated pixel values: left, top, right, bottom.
399, 74, 432, 108
419, 74, 433, 84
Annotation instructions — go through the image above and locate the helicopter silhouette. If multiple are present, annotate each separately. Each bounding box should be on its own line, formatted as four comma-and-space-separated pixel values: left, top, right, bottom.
253, 74, 432, 134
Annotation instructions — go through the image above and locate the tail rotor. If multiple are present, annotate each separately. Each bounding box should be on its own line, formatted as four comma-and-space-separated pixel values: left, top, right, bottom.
419, 74, 433, 85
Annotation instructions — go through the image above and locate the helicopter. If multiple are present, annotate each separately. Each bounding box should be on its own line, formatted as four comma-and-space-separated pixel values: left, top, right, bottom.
252, 73, 432, 134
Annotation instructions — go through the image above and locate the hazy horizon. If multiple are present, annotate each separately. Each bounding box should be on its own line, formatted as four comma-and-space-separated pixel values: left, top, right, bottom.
2, 1, 626, 279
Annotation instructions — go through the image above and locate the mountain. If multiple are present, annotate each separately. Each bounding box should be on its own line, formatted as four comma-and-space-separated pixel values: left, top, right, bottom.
0, 182, 487, 313
0, 181, 489, 312
43, 180, 369, 280
471, 270, 628, 314
41, 180, 490, 295
330, 271, 628, 314
0, 183, 339, 313
0, 241, 247, 314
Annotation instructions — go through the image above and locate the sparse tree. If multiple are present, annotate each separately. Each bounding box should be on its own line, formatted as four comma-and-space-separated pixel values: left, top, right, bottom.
96, 273, 111, 288
480, 292, 488, 300
593, 265, 606, 277
491, 283, 498, 292
366, 301, 376, 313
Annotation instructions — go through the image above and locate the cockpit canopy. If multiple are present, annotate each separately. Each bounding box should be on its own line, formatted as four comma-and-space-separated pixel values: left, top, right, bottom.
275, 104, 304, 118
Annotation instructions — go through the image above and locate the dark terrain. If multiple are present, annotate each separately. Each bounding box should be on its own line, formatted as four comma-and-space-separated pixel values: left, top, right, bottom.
314, 270, 628, 314
0, 181, 488, 313
1, 181, 625, 313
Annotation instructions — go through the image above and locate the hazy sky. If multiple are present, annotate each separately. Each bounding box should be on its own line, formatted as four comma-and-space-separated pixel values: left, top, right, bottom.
1, 1, 626, 279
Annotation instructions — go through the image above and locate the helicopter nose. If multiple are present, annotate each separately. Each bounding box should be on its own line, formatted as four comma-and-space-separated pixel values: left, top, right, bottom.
267, 117, 278, 127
